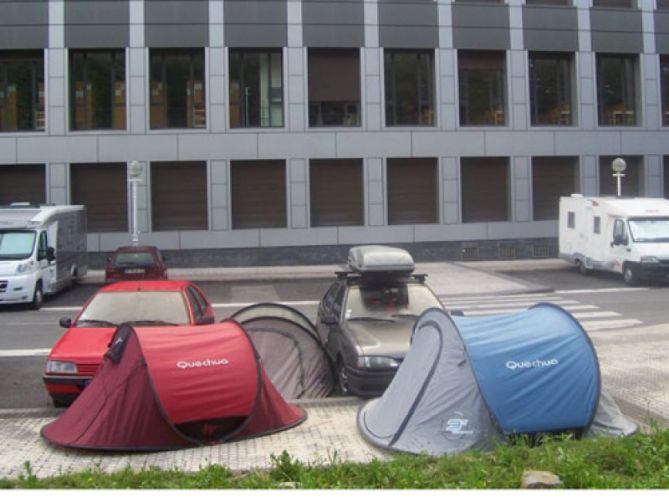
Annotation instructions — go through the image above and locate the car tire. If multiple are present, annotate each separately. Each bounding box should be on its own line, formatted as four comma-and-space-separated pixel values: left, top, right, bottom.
623, 264, 638, 286
336, 359, 350, 396
31, 282, 43, 310
577, 260, 589, 276
51, 396, 70, 408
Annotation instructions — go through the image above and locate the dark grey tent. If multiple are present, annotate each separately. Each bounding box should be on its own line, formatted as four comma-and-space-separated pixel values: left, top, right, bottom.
230, 303, 336, 399
358, 306, 637, 456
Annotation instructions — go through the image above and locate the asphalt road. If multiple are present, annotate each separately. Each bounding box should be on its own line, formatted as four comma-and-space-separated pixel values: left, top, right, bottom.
1, 265, 668, 410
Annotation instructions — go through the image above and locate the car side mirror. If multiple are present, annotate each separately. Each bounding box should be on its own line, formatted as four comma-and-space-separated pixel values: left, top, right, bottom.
59, 317, 72, 328
321, 314, 338, 325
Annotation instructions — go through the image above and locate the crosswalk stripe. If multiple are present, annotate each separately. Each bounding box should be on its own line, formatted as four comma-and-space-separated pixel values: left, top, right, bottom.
580, 319, 643, 331
0, 349, 49, 357
444, 299, 579, 310
459, 305, 601, 316
570, 311, 622, 320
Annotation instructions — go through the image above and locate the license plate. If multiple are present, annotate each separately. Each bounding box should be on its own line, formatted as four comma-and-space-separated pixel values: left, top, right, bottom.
125, 268, 144, 274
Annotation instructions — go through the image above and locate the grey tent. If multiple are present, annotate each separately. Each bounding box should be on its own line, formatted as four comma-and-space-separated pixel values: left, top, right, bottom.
230, 303, 336, 399
358, 307, 637, 456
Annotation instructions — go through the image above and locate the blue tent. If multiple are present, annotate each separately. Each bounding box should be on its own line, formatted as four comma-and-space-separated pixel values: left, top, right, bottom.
358, 304, 636, 456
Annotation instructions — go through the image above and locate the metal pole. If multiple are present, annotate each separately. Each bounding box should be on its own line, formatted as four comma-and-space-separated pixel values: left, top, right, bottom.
131, 179, 139, 245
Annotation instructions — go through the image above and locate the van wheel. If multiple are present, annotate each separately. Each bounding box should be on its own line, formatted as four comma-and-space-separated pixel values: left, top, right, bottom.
577, 260, 589, 275
623, 265, 638, 286
31, 282, 43, 310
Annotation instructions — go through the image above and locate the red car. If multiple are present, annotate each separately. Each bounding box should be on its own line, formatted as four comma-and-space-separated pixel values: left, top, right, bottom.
105, 245, 168, 282
43, 280, 214, 407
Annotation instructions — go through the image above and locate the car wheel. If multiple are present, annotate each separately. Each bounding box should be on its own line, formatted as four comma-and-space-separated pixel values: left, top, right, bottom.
31, 282, 43, 310
51, 396, 70, 408
336, 359, 350, 396
623, 264, 638, 286
577, 260, 589, 276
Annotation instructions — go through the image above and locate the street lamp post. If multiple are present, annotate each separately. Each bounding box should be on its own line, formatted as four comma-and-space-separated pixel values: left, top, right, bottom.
128, 161, 144, 246
611, 157, 626, 198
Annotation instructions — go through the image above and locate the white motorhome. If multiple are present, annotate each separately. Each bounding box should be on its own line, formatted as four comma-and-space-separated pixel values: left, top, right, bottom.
0, 205, 87, 309
559, 195, 669, 285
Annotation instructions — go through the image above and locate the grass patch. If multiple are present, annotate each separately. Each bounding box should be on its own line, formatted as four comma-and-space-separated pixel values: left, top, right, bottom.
2, 429, 669, 489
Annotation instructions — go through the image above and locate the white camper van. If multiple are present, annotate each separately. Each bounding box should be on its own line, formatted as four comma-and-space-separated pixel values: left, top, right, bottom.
0, 205, 87, 309
559, 195, 669, 285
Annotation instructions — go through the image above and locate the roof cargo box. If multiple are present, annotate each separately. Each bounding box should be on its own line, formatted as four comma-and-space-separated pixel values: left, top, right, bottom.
347, 246, 415, 275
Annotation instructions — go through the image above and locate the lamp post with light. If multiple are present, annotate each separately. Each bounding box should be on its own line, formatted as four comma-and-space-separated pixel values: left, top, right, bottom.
128, 160, 144, 246
611, 157, 626, 198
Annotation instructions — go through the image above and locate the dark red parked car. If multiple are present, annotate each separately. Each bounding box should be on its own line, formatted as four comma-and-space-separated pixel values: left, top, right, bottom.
105, 245, 167, 282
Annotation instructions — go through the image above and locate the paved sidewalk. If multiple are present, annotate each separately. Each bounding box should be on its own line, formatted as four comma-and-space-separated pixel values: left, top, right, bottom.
0, 258, 665, 480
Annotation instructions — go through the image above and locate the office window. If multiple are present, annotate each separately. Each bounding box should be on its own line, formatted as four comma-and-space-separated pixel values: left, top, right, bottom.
151, 161, 208, 231
308, 49, 360, 127
461, 157, 509, 223
0, 165, 45, 205
71, 163, 128, 232
229, 49, 283, 128
661, 56, 669, 127
231, 160, 286, 229
149, 49, 205, 129
529, 52, 573, 126
532, 157, 578, 221
384, 50, 435, 127
659, 0, 669, 9
459, 51, 506, 126
387, 158, 438, 225
597, 54, 638, 126
310, 159, 363, 227
70, 50, 126, 131
0, 51, 44, 132
599, 156, 641, 197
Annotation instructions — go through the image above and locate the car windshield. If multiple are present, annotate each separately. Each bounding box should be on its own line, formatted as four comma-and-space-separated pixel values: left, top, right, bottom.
628, 218, 669, 243
113, 252, 156, 267
77, 291, 190, 326
344, 283, 441, 321
0, 231, 36, 260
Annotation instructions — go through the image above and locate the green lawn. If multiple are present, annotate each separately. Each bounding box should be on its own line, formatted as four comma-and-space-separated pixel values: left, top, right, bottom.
2, 429, 669, 489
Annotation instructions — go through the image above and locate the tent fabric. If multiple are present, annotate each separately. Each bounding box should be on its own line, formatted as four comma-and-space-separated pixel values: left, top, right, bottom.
359, 305, 632, 457
41, 322, 305, 451
230, 303, 335, 399
456, 303, 600, 434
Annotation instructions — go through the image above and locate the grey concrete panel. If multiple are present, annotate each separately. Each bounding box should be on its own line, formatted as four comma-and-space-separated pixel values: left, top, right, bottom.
145, 25, 209, 48
379, 0, 438, 49
303, 25, 364, 47
655, 11, 669, 54
452, 4, 510, 50
0, 27, 49, 50
144, 0, 208, 47
65, 0, 129, 25
224, 26, 287, 48
0, 138, 17, 164
380, 27, 439, 49
145, 0, 208, 24
590, 7, 643, 54
303, 0, 363, 25
65, 26, 130, 48
523, 6, 578, 52
0, 0, 48, 48
225, 0, 288, 47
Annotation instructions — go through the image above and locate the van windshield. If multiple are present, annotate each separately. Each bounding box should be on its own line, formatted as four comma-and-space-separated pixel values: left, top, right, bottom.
0, 231, 36, 260
628, 218, 669, 243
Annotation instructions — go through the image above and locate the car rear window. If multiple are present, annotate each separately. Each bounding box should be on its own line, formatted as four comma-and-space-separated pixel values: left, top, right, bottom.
113, 252, 156, 267
77, 291, 190, 325
344, 283, 442, 320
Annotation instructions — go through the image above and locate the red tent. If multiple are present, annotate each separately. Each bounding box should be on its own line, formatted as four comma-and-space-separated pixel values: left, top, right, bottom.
41, 322, 306, 451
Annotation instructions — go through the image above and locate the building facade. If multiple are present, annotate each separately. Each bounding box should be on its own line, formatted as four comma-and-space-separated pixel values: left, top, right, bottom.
1, 0, 669, 265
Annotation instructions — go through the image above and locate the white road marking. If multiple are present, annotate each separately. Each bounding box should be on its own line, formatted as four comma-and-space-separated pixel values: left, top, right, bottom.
0, 349, 49, 357
212, 300, 319, 309
556, 287, 649, 294
580, 319, 644, 331
444, 299, 579, 310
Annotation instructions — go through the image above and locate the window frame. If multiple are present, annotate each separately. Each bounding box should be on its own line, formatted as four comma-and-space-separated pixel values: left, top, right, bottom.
384, 49, 435, 127
0, 50, 45, 132
528, 52, 574, 127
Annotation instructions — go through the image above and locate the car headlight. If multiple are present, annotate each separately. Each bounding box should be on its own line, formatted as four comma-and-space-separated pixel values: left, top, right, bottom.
357, 356, 400, 369
46, 361, 78, 374
16, 261, 33, 273
640, 256, 660, 263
